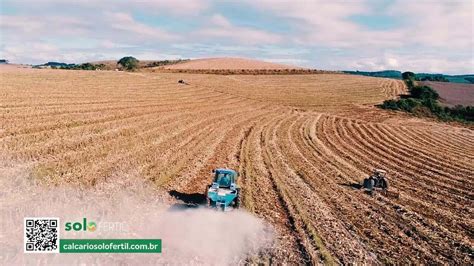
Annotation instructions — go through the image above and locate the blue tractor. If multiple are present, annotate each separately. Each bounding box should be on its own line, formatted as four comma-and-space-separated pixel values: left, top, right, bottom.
206, 168, 240, 211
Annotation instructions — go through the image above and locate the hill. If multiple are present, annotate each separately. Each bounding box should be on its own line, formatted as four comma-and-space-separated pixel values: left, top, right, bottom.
417, 73, 474, 84
89, 59, 189, 70
344, 70, 474, 84
164, 57, 302, 70
343, 70, 402, 79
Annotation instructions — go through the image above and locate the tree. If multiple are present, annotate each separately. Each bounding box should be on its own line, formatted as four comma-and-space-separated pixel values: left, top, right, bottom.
402, 71, 415, 80
79, 63, 96, 70
117, 56, 139, 71
405, 79, 415, 89
410, 85, 439, 100
397, 98, 420, 112
380, 99, 400, 110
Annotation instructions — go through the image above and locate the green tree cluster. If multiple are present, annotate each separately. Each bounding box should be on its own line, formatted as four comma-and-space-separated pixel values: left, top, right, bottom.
144, 59, 189, 68
58, 63, 105, 70
117, 56, 139, 71
416, 75, 449, 82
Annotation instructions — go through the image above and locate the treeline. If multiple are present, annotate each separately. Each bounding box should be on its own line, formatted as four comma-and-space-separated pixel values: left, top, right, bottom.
33, 57, 190, 71
380, 71, 473, 122
56, 63, 105, 70
33, 62, 105, 70
44, 57, 140, 71
415, 75, 449, 82
144, 59, 189, 68
157, 68, 336, 75
343, 70, 401, 78
345, 70, 474, 84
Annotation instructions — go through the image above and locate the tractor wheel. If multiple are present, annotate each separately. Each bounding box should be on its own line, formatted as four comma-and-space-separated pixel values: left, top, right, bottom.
234, 196, 240, 209
205, 186, 216, 207
380, 178, 389, 190
234, 188, 241, 209
363, 178, 374, 190
208, 199, 216, 207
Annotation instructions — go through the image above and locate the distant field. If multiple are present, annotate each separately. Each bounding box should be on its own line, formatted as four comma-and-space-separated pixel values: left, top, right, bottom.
1, 66, 472, 264
422, 81, 474, 106
164, 57, 300, 70
90, 57, 301, 72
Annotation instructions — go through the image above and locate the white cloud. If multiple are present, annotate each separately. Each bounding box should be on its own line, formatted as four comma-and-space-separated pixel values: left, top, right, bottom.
136, 0, 210, 15
244, 0, 371, 46
104, 12, 178, 41
209, 14, 233, 28
2, 42, 61, 63
330, 53, 473, 74
386, 57, 399, 68
259, 57, 309, 67
242, 0, 473, 73
195, 14, 282, 45
1, 0, 210, 15
0, 15, 92, 40
0, 10, 178, 64
387, 0, 473, 49
1, 12, 178, 43
1, 0, 472, 73
244, 0, 472, 49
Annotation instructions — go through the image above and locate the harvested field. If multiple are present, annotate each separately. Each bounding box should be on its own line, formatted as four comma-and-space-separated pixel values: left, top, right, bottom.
1, 66, 473, 264
422, 81, 474, 106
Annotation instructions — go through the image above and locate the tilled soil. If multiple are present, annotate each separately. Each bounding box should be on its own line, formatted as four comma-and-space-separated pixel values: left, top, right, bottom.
0, 67, 472, 264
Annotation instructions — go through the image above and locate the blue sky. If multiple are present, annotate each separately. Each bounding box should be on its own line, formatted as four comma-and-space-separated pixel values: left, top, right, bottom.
0, 0, 472, 74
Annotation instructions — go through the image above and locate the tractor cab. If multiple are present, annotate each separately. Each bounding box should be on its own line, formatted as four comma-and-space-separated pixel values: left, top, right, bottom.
213, 169, 236, 188
206, 168, 240, 210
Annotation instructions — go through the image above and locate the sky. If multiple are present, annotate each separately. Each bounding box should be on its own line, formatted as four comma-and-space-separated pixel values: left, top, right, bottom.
0, 0, 473, 74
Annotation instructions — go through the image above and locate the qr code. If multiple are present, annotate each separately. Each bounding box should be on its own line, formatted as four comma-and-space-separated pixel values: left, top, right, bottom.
24, 217, 60, 253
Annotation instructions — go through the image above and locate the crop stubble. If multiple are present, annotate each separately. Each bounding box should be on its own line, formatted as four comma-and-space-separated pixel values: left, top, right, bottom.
0, 67, 472, 264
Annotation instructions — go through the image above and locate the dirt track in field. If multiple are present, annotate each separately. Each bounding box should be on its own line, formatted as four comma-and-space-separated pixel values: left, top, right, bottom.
0, 67, 472, 264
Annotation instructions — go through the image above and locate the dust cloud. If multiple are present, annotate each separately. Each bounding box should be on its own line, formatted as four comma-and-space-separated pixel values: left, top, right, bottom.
0, 162, 274, 265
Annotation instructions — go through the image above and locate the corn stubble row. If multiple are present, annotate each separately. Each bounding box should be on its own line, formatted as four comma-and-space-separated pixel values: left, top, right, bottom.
0, 68, 472, 264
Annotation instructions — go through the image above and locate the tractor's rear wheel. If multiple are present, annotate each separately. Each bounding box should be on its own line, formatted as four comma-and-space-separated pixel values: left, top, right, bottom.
363, 178, 374, 190
234, 188, 241, 209
205, 185, 213, 207
380, 178, 389, 190
208, 199, 216, 207
234, 196, 240, 208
